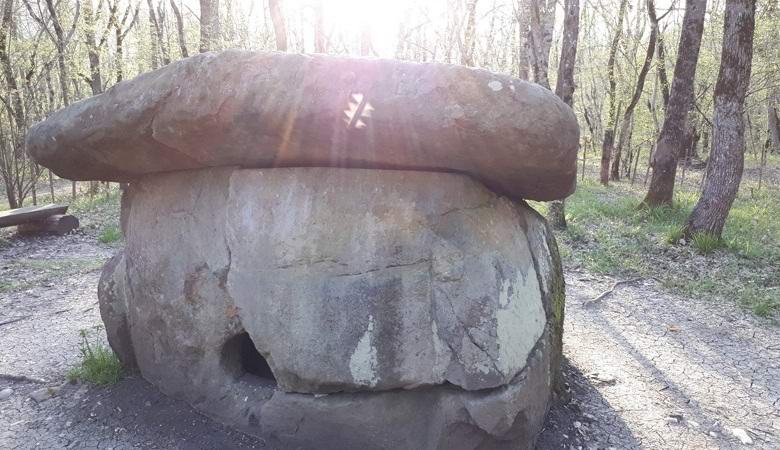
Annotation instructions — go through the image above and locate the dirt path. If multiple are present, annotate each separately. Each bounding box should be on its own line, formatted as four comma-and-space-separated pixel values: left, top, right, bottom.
539, 273, 779, 449
1, 235, 778, 449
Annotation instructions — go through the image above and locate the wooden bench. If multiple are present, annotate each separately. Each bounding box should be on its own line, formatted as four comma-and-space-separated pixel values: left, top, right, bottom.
0, 204, 79, 235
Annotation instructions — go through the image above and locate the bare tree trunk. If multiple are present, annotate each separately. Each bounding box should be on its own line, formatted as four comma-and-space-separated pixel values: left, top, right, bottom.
82, 0, 103, 95
0, 0, 24, 139
199, 0, 220, 52
148, 0, 170, 66
548, 0, 579, 230
527, 0, 555, 87
683, 0, 756, 239
641, 0, 707, 207
269, 0, 287, 51
600, 0, 629, 185
115, 24, 124, 81
111, 0, 140, 82
515, 0, 530, 79
656, 36, 670, 108
769, 100, 780, 153
461, 0, 479, 66
611, 0, 658, 181
170, 0, 188, 57
147, 0, 160, 69
554, 0, 579, 107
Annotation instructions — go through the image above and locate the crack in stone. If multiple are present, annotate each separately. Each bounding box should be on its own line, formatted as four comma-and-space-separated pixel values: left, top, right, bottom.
440, 287, 502, 377
440, 198, 498, 217
332, 258, 430, 278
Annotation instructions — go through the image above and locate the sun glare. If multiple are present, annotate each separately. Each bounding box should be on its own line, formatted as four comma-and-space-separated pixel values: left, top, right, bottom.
311, 0, 407, 56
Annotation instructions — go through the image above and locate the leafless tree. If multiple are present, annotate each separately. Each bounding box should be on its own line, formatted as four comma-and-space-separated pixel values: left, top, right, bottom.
110, 0, 141, 82
199, 0, 219, 52
169, 0, 187, 57
599, 0, 628, 185
526, 0, 555, 87
642, 0, 707, 206
461, 0, 479, 66
548, 0, 580, 229
269, 0, 287, 51
683, 0, 756, 238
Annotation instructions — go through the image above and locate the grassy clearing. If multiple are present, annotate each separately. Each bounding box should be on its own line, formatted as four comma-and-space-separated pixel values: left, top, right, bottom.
535, 172, 780, 318
67, 327, 123, 386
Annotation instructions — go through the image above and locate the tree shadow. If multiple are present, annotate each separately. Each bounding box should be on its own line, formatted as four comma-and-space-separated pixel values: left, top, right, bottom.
537, 357, 642, 449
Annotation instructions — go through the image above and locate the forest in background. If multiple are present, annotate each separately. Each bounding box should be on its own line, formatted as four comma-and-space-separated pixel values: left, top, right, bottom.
0, 0, 778, 315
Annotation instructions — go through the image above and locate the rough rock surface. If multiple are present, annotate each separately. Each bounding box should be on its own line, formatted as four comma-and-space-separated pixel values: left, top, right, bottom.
98, 167, 565, 449
26, 50, 579, 201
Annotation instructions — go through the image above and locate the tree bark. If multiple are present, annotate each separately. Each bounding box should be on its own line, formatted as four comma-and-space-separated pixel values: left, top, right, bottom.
0, 0, 24, 138
199, 0, 220, 52
461, 0, 479, 66
683, 0, 756, 238
600, 0, 629, 185
548, 0, 580, 229
641, 0, 707, 207
148, 0, 159, 68
612, 0, 658, 181
268, 0, 287, 51
527, 0, 556, 87
769, 100, 780, 153
43, 0, 73, 106
656, 36, 670, 107
111, 0, 140, 82
169, 0, 188, 57
82, 0, 103, 95
554, 0, 579, 106
515, 0, 530, 79
147, 0, 170, 66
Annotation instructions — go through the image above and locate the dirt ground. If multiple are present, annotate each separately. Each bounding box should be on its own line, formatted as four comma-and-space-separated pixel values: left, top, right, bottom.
1, 232, 778, 449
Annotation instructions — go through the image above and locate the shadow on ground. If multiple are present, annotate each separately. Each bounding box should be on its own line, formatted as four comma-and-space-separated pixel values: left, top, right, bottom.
537, 357, 640, 449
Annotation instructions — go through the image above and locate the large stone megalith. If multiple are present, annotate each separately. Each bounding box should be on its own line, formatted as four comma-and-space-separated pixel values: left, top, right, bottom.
27, 50, 577, 450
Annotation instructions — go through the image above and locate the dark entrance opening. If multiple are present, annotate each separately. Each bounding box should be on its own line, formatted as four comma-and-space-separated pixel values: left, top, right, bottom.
222, 332, 276, 384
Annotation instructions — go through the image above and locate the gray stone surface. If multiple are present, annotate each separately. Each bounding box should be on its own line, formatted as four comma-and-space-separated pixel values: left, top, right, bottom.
251, 326, 553, 450
26, 50, 579, 201
224, 168, 546, 393
97, 167, 564, 449
29, 385, 61, 403
97, 252, 136, 368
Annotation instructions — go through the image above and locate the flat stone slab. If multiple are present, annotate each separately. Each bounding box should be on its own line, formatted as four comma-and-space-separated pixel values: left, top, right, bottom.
0, 204, 68, 228
26, 51, 579, 201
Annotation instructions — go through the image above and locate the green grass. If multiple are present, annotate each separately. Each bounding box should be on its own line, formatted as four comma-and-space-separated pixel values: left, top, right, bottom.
545, 176, 780, 319
690, 232, 723, 255
98, 226, 122, 244
665, 226, 685, 244
67, 327, 123, 386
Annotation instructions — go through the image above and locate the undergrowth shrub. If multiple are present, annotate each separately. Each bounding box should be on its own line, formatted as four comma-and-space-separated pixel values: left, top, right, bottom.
67, 327, 122, 386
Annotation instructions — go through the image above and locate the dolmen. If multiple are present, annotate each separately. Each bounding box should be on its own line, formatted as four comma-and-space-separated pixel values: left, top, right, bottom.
26, 50, 579, 450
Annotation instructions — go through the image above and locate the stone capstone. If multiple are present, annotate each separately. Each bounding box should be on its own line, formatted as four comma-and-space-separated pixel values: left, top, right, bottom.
26, 50, 579, 201
98, 167, 566, 449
